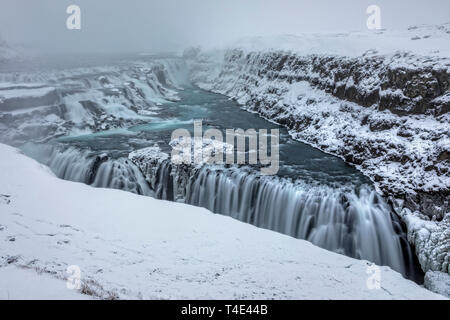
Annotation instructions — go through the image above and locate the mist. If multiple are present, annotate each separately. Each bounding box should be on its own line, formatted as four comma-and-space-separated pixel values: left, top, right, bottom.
1, 0, 449, 54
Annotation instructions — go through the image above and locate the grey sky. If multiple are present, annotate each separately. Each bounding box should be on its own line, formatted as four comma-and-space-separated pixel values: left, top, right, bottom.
1, 0, 449, 53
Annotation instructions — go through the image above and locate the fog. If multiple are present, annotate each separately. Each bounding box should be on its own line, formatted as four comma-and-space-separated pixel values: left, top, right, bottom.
1, 0, 449, 53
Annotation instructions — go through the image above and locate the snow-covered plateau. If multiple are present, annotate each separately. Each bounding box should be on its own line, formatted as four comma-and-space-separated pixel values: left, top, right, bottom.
185, 24, 450, 287
0, 143, 445, 299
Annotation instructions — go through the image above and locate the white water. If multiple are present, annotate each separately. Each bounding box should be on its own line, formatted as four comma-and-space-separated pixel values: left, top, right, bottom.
22, 144, 153, 196
184, 166, 410, 275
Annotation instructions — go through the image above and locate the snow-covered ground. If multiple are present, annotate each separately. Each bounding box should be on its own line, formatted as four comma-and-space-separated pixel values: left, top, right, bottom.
224, 23, 450, 58
0, 143, 445, 299
0, 266, 90, 300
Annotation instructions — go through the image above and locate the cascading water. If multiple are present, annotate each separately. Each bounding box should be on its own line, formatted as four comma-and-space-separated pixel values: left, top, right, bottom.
21, 143, 153, 196
19, 141, 421, 280
187, 167, 403, 266
146, 161, 420, 281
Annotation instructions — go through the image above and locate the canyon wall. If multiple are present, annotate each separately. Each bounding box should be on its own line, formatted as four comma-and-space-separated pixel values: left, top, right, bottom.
185, 38, 450, 281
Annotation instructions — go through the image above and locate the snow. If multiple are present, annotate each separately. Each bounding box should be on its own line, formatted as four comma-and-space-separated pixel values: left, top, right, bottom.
398, 208, 450, 297
0, 266, 92, 300
169, 136, 235, 165
129, 145, 169, 162
225, 23, 450, 58
0, 143, 444, 299
424, 271, 450, 298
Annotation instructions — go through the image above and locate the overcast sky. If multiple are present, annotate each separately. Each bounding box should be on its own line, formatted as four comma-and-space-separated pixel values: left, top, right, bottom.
1, 0, 449, 53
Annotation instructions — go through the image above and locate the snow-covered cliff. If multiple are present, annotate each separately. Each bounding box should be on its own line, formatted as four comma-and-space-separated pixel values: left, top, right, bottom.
185, 25, 450, 283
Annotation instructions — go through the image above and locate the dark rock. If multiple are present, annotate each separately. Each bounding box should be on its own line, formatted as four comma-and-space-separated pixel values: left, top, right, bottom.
369, 118, 397, 131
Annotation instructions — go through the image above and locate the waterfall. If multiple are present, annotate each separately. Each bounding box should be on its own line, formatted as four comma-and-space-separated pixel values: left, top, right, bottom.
154, 160, 174, 200
21, 143, 153, 196
21, 143, 421, 282
148, 163, 420, 280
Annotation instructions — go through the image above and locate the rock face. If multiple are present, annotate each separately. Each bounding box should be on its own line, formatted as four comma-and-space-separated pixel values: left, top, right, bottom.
401, 210, 450, 297
184, 32, 450, 282
186, 48, 449, 220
